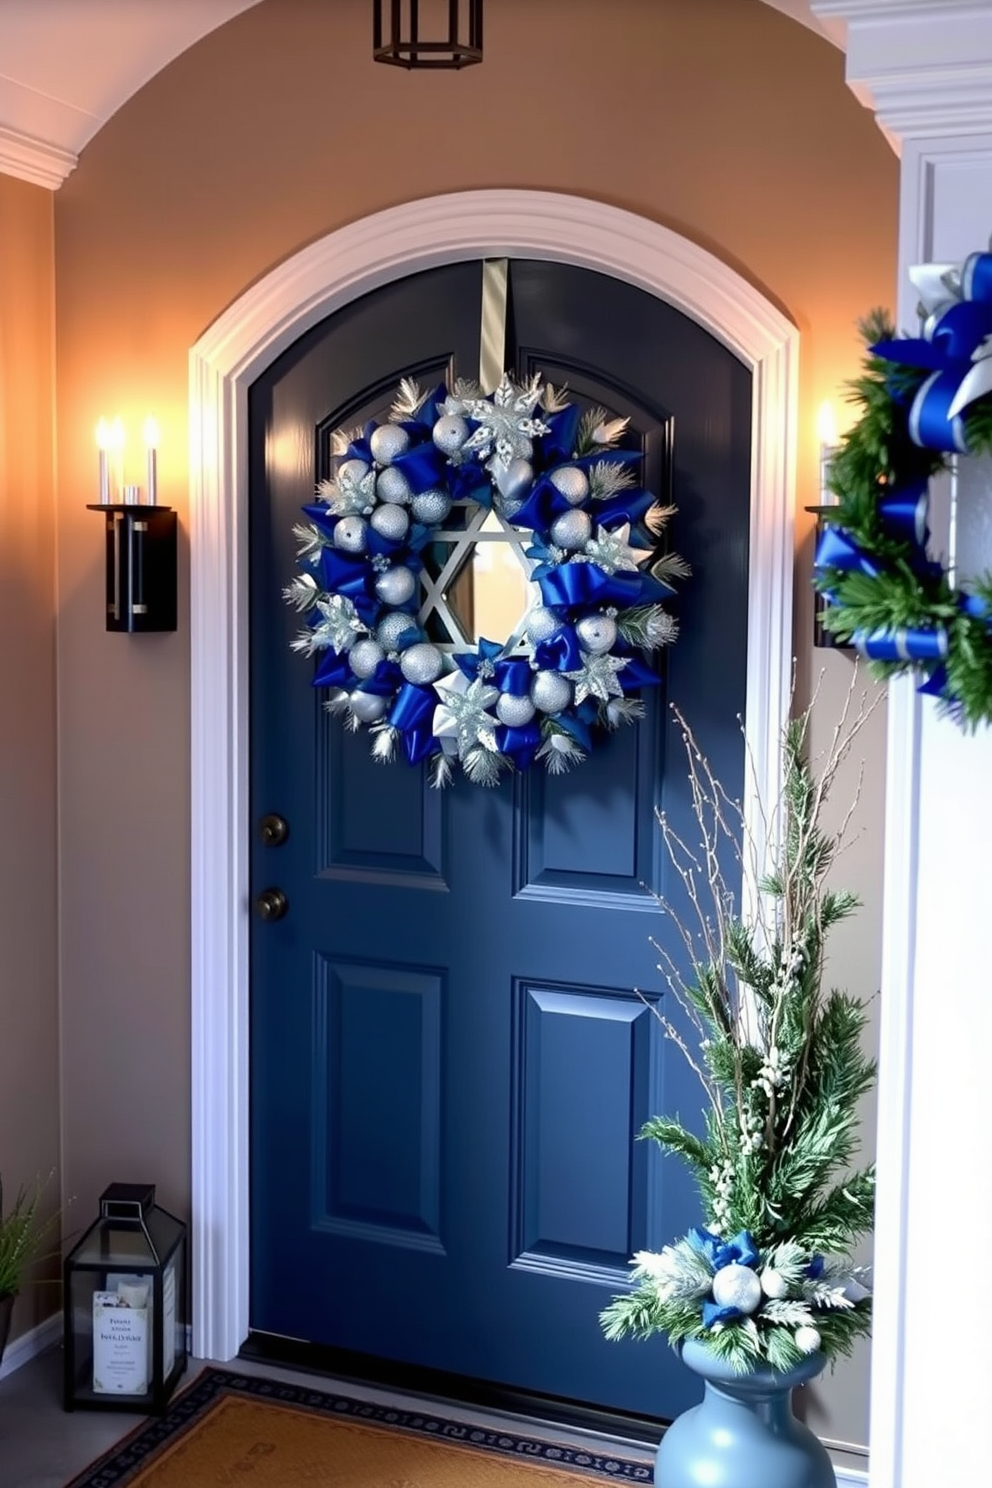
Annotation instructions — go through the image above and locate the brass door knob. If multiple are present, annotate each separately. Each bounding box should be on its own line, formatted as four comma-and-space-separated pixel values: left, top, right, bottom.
259, 813, 290, 847
255, 888, 289, 921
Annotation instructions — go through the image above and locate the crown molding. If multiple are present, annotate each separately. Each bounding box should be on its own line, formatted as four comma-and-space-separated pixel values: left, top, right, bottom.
0, 123, 77, 190
811, 0, 992, 142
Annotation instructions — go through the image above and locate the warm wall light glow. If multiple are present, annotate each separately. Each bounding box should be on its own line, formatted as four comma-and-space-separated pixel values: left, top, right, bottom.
95, 417, 111, 451
142, 416, 160, 450
816, 400, 839, 449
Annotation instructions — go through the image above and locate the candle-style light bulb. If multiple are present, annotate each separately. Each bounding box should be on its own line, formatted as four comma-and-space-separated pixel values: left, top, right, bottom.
109, 417, 125, 504
817, 401, 839, 504
96, 418, 111, 504
143, 416, 160, 506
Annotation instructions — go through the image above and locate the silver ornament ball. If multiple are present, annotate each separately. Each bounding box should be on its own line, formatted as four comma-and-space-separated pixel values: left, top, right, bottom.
496, 457, 534, 507
369, 423, 410, 466
376, 466, 411, 504
348, 689, 388, 724
336, 457, 370, 487
370, 504, 410, 543
332, 515, 367, 553
432, 414, 469, 455
549, 509, 593, 550
377, 611, 417, 651
399, 642, 444, 686
411, 490, 453, 525
549, 465, 590, 506
795, 1325, 822, 1356
576, 614, 618, 654
711, 1264, 763, 1316
375, 566, 417, 606
530, 671, 573, 715
496, 693, 537, 728
525, 607, 562, 644
348, 638, 386, 679
760, 1268, 790, 1301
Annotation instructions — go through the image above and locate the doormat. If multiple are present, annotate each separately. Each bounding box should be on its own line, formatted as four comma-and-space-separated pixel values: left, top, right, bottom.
64, 1367, 654, 1487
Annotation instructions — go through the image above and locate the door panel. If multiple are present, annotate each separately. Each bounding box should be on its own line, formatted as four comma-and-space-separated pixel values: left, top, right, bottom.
249, 258, 751, 1420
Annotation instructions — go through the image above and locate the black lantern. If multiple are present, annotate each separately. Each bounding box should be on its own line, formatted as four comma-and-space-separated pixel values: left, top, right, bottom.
63, 1184, 187, 1414
806, 505, 854, 652
373, 0, 483, 69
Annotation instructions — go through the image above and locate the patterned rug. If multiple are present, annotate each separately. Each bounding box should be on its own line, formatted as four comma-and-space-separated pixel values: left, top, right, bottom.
64, 1367, 655, 1487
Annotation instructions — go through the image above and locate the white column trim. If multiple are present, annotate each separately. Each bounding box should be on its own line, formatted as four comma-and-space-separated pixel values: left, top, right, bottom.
188, 189, 798, 1362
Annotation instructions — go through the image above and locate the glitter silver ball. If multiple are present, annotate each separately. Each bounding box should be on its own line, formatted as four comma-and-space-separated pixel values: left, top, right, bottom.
370, 504, 410, 543
711, 1264, 763, 1316
432, 414, 470, 456
576, 614, 618, 654
760, 1268, 790, 1301
549, 510, 593, 550
549, 465, 590, 506
377, 612, 417, 651
375, 566, 417, 606
369, 423, 410, 465
496, 457, 534, 506
348, 638, 386, 679
376, 466, 411, 504
348, 689, 388, 724
530, 671, 573, 714
496, 693, 537, 728
795, 1325, 822, 1355
337, 457, 370, 487
332, 516, 367, 553
399, 642, 444, 686
525, 607, 561, 644
411, 490, 453, 525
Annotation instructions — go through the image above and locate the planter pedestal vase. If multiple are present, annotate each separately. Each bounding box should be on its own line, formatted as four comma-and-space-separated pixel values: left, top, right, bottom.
655, 1338, 836, 1488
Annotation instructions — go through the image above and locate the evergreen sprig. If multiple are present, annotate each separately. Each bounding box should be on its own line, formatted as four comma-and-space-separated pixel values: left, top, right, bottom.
601, 686, 878, 1372
815, 313, 992, 727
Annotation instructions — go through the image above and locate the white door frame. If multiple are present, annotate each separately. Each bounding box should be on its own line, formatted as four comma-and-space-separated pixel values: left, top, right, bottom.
188, 188, 799, 1362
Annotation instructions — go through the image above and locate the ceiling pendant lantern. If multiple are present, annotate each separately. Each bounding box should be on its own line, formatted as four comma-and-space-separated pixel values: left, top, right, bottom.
373, 0, 483, 69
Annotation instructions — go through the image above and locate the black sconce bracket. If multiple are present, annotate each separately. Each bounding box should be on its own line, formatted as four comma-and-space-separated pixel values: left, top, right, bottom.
87, 505, 177, 633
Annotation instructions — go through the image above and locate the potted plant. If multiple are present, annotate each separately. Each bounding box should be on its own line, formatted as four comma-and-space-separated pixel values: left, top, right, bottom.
601, 684, 878, 1488
0, 1172, 61, 1365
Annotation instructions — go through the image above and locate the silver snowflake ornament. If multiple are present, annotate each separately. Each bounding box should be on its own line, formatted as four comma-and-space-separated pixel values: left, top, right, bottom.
582, 521, 654, 574
459, 374, 551, 471
317, 467, 375, 518
432, 672, 500, 755
564, 652, 630, 705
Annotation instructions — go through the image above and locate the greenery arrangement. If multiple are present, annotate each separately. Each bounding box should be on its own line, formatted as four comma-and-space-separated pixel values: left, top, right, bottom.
601, 685, 877, 1374
285, 373, 684, 786
0, 1172, 61, 1299
814, 304, 992, 727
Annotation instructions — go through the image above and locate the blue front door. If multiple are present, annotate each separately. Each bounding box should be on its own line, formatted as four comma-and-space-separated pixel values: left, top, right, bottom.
248, 259, 751, 1420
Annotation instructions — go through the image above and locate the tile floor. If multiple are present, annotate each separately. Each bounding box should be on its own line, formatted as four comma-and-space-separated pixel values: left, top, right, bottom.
0, 1346, 657, 1488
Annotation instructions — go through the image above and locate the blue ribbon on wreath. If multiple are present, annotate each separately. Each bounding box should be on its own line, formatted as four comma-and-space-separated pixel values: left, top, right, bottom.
872, 250, 992, 454
388, 683, 440, 766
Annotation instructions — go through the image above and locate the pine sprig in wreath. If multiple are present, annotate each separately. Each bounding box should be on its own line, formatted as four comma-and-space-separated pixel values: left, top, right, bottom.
815, 310, 992, 727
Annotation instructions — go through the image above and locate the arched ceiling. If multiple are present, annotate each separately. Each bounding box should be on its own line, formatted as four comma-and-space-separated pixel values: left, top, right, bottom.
0, 0, 836, 191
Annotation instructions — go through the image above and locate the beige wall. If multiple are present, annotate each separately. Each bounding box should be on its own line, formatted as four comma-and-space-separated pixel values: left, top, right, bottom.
0, 174, 60, 1340
51, 0, 896, 1453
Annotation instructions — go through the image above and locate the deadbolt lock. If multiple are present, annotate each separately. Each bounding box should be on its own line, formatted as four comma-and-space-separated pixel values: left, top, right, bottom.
259, 813, 290, 847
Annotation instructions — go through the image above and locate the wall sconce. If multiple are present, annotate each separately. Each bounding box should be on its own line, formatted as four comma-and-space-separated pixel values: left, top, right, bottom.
373, 0, 483, 69
87, 417, 177, 633
806, 401, 852, 652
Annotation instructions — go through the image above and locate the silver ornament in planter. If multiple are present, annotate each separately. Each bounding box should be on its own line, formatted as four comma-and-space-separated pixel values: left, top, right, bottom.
348, 689, 388, 724
400, 642, 444, 686
432, 414, 469, 455
369, 504, 410, 543
530, 671, 573, 714
377, 611, 417, 651
710, 1264, 762, 1315
549, 465, 590, 506
549, 509, 592, 550
375, 566, 417, 606
376, 466, 412, 504
410, 490, 452, 525
496, 692, 537, 728
333, 515, 367, 553
369, 423, 410, 465
575, 614, 617, 654
348, 638, 386, 679
525, 607, 561, 644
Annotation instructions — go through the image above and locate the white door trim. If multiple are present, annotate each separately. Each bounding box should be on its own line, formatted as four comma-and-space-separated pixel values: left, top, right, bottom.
188, 188, 799, 1362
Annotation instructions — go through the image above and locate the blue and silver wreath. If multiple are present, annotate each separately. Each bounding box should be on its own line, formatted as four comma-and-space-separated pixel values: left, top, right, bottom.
285, 373, 687, 787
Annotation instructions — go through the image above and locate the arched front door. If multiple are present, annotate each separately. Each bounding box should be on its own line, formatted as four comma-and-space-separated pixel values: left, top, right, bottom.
247, 257, 751, 1421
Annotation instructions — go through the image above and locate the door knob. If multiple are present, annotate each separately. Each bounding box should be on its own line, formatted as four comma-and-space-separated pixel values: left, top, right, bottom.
255, 887, 289, 921
259, 813, 290, 847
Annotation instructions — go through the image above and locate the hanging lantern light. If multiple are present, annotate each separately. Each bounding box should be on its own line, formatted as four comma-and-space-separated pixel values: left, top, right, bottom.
373, 0, 483, 69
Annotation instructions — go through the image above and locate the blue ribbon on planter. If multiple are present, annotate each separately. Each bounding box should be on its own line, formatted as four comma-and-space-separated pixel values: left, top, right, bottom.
688, 1229, 761, 1330
851, 625, 949, 664
872, 249, 992, 453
